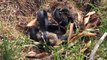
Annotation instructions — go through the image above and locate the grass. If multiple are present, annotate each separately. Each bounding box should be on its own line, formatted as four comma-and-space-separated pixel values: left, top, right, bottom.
0, 20, 31, 60
0, 0, 107, 60
0, 33, 31, 60
88, 2, 107, 60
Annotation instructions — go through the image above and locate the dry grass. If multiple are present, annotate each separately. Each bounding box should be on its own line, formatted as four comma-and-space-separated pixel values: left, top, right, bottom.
0, 0, 107, 60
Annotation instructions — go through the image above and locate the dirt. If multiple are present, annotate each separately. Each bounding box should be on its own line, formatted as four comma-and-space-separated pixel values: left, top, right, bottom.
0, 0, 101, 60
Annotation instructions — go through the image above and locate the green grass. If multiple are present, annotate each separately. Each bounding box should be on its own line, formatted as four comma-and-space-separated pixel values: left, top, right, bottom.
0, 34, 31, 60
88, 2, 107, 60
52, 1, 107, 60
0, 0, 107, 60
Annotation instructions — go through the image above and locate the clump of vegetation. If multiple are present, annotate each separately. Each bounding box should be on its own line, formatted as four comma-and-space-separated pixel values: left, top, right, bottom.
0, 0, 107, 60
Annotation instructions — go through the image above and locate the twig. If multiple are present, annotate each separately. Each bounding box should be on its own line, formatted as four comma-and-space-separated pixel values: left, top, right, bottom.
89, 32, 107, 60
68, 23, 74, 43
69, 31, 96, 43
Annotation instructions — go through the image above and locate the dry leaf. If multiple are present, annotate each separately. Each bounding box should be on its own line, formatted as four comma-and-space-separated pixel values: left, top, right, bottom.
69, 31, 96, 43
68, 23, 74, 43
84, 15, 90, 25
69, 32, 84, 43
84, 11, 97, 26
80, 48, 87, 53
86, 11, 96, 16
77, 12, 82, 22
85, 40, 91, 48
85, 23, 95, 29
36, 52, 49, 58
83, 31, 97, 36
27, 51, 36, 58
91, 18, 101, 26
27, 19, 37, 27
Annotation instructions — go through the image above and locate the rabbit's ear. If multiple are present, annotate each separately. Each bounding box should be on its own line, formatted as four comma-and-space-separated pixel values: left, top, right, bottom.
37, 9, 48, 32
53, 8, 65, 23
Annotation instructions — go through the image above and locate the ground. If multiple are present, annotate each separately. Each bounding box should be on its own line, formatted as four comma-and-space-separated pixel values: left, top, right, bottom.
0, 0, 107, 60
